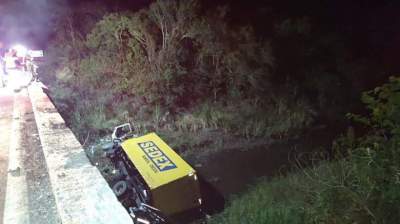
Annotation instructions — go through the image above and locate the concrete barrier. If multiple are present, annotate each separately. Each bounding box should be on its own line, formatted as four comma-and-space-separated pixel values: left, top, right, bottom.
27, 83, 132, 224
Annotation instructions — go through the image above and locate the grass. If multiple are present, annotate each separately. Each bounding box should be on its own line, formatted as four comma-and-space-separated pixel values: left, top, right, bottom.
207, 161, 346, 224
208, 170, 309, 224
208, 143, 400, 224
62, 94, 312, 155
176, 98, 313, 140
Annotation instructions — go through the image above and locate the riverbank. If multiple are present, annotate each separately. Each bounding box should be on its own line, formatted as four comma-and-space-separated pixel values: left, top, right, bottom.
208, 77, 400, 224
85, 120, 344, 223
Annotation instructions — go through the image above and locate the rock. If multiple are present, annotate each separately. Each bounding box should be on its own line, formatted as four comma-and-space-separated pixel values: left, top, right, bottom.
8, 166, 21, 176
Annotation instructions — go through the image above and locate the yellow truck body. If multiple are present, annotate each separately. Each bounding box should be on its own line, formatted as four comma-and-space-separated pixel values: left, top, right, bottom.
121, 133, 201, 215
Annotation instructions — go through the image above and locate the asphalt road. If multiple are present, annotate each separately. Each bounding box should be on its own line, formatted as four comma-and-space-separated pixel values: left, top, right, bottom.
0, 69, 31, 223
0, 70, 60, 224
0, 87, 13, 224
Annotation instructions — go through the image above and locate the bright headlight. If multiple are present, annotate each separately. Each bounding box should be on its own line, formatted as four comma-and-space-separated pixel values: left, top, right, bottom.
12, 44, 28, 57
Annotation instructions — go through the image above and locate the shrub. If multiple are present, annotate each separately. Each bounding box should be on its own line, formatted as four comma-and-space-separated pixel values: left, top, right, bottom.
44, 0, 314, 143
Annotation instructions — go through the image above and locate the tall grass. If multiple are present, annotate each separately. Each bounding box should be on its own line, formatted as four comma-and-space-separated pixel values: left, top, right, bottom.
210, 152, 400, 224
176, 98, 313, 139
209, 173, 309, 224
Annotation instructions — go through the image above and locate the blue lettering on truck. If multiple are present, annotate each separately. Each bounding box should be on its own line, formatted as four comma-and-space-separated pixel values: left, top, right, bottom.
138, 141, 177, 172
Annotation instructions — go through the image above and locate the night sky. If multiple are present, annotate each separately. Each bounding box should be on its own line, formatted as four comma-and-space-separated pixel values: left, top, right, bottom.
0, 0, 399, 72
205, 0, 400, 74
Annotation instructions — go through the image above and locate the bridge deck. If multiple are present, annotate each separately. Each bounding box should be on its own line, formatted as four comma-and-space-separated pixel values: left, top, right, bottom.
1, 72, 131, 224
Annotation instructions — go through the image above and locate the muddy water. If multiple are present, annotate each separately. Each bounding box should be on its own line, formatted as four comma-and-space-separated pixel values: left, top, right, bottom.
191, 124, 344, 213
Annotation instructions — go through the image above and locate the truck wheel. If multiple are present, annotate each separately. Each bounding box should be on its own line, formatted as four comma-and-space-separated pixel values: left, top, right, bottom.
113, 180, 128, 198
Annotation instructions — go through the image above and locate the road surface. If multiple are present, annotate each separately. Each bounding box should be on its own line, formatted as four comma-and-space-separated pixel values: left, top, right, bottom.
0, 70, 60, 224
0, 86, 13, 224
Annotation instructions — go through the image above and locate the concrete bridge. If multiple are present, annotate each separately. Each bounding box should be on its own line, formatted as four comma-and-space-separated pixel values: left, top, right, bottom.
0, 70, 132, 224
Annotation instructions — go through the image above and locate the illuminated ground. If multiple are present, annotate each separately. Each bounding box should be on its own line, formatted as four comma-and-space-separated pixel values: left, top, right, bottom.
3, 69, 31, 91
0, 70, 60, 224
0, 70, 130, 224
0, 85, 13, 224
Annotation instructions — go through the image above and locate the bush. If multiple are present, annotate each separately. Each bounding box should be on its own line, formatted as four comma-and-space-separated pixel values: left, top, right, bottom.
43, 0, 313, 142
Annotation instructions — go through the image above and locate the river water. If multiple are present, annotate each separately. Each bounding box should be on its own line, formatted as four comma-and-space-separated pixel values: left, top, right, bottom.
189, 124, 345, 214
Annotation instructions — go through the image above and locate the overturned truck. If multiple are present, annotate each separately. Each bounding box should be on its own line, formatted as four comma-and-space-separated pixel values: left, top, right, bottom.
106, 124, 202, 224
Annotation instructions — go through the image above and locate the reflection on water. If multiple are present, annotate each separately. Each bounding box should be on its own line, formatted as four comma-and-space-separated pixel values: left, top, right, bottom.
174, 126, 342, 223
170, 175, 225, 223
194, 125, 344, 199
199, 176, 225, 215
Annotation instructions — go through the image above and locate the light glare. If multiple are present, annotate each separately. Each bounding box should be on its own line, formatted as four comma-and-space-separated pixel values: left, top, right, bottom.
12, 44, 28, 57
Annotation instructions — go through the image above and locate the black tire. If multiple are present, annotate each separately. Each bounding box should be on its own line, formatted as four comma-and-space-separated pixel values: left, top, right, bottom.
113, 180, 128, 198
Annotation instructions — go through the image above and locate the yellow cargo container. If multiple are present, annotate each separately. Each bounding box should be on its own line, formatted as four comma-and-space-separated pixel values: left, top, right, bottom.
120, 133, 201, 215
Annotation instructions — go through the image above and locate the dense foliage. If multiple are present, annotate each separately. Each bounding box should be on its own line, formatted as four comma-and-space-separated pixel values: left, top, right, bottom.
210, 76, 400, 223
42, 0, 316, 141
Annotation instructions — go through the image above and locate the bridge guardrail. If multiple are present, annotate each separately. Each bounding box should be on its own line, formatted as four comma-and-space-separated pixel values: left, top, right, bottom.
27, 83, 132, 224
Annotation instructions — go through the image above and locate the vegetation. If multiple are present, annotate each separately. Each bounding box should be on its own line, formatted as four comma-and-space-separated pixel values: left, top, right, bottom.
39, 1, 400, 223
40, 0, 370, 146
210, 77, 400, 224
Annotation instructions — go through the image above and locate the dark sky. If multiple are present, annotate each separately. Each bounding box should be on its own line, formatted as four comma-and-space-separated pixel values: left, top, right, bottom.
219, 0, 400, 72
0, 0, 152, 48
0, 0, 399, 63
0, 0, 62, 48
